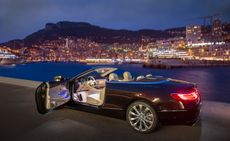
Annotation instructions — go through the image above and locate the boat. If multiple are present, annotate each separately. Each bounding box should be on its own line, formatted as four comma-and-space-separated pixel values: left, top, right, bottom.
0, 51, 23, 66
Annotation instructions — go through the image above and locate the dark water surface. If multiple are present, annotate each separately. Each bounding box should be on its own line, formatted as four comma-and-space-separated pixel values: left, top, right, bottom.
0, 62, 230, 103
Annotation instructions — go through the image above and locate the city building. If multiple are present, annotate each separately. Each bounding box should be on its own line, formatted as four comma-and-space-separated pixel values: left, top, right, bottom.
212, 19, 223, 42
186, 25, 202, 45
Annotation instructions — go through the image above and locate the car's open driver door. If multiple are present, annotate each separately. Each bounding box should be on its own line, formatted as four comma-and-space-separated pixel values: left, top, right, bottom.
35, 81, 71, 114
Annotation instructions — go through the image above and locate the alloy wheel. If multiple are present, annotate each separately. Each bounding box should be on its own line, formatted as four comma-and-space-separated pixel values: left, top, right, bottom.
128, 103, 155, 132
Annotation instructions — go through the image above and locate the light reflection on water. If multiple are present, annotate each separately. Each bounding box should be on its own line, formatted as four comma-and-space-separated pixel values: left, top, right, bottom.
0, 62, 230, 103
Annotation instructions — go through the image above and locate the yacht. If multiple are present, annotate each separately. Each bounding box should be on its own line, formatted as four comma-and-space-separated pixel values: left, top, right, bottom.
0, 51, 23, 66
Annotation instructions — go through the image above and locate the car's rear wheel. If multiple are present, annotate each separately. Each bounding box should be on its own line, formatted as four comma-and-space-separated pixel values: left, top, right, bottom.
126, 101, 158, 133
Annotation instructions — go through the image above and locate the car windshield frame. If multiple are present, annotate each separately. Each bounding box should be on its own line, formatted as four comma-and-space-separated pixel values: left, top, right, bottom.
70, 67, 118, 81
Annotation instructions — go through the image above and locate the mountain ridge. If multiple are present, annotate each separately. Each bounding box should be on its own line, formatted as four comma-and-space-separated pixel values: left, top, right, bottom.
1, 21, 186, 48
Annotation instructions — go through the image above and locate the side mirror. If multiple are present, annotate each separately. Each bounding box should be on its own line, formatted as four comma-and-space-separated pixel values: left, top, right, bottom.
54, 75, 64, 82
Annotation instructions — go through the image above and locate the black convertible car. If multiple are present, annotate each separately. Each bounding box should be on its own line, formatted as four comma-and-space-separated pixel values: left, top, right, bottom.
35, 67, 201, 133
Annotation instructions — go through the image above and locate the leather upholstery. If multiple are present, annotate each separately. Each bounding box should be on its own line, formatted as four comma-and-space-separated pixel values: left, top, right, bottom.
109, 73, 119, 81
123, 72, 133, 81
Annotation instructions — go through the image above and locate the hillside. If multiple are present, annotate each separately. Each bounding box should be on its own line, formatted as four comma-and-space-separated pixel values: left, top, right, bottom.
1, 21, 186, 47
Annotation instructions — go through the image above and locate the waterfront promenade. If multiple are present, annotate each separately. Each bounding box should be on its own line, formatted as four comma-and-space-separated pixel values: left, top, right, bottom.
0, 77, 230, 141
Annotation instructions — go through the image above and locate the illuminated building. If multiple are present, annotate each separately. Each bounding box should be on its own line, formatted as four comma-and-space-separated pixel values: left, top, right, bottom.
186, 25, 202, 45
212, 19, 223, 42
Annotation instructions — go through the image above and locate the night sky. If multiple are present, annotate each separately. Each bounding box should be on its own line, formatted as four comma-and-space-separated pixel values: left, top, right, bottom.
0, 0, 230, 43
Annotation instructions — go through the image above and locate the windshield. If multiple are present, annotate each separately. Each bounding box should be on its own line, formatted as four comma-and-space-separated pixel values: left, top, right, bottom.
72, 67, 117, 80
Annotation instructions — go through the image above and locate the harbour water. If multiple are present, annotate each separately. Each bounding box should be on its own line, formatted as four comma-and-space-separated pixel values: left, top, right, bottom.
0, 62, 230, 103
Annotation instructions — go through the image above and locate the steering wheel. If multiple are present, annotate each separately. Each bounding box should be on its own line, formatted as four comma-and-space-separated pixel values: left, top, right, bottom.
87, 76, 97, 88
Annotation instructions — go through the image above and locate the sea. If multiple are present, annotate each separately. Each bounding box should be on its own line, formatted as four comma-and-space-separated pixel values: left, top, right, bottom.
0, 62, 230, 103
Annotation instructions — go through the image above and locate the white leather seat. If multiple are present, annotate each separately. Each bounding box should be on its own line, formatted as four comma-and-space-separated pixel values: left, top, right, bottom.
146, 74, 153, 78
109, 73, 119, 81
86, 88, 105, 105
136, 75, 145, 81
75, 80, 106, 106
123, 72, 133, 81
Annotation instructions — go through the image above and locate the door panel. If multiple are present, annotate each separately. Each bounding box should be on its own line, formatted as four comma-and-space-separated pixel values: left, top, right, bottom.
35, 81, 70, 114
35, 82, 48, 114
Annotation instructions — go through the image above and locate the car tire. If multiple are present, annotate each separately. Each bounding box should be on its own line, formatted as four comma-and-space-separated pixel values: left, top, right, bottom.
126, 101, 158, 133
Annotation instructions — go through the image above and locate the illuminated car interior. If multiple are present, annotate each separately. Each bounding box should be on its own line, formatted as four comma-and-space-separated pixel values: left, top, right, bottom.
72, 67, 164, 106
72, 68, 114, 106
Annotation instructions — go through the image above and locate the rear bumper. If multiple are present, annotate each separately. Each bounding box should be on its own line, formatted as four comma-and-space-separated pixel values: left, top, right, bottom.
158, 102, 201, 125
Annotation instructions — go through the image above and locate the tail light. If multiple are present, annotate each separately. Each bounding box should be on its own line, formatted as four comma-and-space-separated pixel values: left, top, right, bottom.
170, 88, 199, 101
